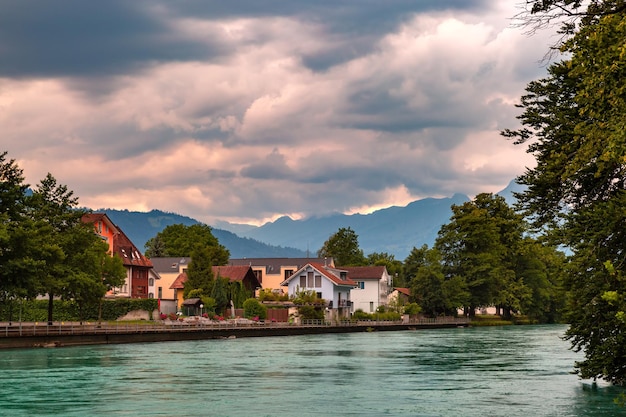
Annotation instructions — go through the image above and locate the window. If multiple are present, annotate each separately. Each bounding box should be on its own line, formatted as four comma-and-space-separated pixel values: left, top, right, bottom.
300, 276, 306, 288
254, 270, 263, 283
148, 293, 154, 299
370, 302, 374, 312
316, 292, 322, 299
307, 271, 314, 287
314, 275, 321, 288
148, 278, 154, 286
284, 269, 294, 280
158, 287, 162, 299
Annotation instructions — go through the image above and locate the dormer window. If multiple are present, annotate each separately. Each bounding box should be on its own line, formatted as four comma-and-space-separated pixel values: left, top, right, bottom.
340, 271, 347, 280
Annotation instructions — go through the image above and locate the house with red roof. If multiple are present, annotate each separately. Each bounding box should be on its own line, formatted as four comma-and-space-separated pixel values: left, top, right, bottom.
280, 262, 357, 320
170, 265, 261, 310
339, 266, 392, 313
82, 213, 156, 299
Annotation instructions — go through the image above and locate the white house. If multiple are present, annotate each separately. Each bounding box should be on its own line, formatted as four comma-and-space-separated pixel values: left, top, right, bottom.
341, 266, 392, 313
281, 262, 357, 320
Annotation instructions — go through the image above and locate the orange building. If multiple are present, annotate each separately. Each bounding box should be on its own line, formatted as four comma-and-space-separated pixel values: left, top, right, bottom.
82, 213, 155, 299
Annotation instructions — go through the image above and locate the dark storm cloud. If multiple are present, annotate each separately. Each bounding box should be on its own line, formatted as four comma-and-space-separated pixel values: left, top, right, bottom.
0, 0, 490, 78
0, 0, 220, 78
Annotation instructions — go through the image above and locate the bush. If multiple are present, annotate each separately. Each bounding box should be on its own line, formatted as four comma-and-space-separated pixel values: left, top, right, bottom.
297, 305, 324, 320
403, 303, 421, 316
243, 298, 267, 320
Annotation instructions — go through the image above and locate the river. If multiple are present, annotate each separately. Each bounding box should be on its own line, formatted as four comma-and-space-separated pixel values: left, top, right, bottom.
0, 324, 623, 416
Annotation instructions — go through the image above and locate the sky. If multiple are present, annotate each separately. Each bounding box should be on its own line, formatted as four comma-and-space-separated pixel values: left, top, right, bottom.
0, 1, 557, 226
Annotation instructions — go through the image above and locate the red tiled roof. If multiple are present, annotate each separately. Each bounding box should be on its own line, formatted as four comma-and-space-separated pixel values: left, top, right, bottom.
394, 287, 411, 297
170, 272, 187, 290
82, 212, 152, 268
169, 265, 260, 290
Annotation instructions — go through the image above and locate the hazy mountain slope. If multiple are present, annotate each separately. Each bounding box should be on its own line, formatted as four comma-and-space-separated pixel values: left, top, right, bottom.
99, 209, 307, 258
219, 193, 471, 260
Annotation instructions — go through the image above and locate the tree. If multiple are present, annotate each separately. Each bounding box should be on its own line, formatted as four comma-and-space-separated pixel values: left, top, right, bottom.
435, 194, 527, 317
503, 7, 626, 383
0, 152, 37, 307
145, 223, 229, 264
27, 173, 83, 325
211, 275, 230, 315
318, 227, 366, 266
367, 252, 402, 283
183, 245, 214, 298
402, 245, 430, 288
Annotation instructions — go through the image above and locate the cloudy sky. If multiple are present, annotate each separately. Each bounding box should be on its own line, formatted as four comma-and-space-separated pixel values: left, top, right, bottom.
1, 1, 556, 226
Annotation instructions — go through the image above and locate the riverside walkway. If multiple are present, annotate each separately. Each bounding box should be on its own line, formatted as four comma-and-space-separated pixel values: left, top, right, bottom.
0, 317, 470, 349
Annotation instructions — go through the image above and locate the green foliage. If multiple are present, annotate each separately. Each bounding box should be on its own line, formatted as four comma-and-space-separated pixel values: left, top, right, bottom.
0, 298, 158, 322
184, 245, 214, 298
367, 252, 402, 278
243, 298, 267, 319
504, 8, 626, 384
292, 288, 324, 305
211, 276, 230, 315
145, 223, 229, 262
318, 227, 367, 266
258, 288, 289, 302
297, 305, 324, 320
351, 309, 401, 321
403, 303, 421, 316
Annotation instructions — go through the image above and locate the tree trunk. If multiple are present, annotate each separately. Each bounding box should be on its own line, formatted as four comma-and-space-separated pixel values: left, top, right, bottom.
47, 293, 54, 325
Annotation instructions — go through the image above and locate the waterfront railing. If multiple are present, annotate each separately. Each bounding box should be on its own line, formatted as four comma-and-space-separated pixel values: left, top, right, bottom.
0, 316, 470, 337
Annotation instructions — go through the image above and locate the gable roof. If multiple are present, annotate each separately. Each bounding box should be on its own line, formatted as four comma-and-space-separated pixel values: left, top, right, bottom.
280, 262, 357, 287
394, 287, 411, 297
338, 266, 387, 280
82, 212, 152, 268
169, 265, 261, 290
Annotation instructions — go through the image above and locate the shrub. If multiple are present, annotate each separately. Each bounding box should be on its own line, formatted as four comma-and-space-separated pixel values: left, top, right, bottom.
297, 305, 324, 320
243, 298, 267, 319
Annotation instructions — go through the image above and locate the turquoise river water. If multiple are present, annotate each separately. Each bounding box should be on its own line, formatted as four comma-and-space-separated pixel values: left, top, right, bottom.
0, 324, 624, 416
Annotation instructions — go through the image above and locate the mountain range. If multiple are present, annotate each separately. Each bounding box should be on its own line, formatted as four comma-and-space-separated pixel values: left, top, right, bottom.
100, 180, 522, 261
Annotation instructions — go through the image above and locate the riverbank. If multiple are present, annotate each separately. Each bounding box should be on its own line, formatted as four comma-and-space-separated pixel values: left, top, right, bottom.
0, 317, 470, 349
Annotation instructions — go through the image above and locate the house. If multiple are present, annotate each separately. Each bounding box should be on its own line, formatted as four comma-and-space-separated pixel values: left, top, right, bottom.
388, 287, 411, 307
280, 262, 357, 320
228, 258, 335, 293
170, 265, 261, 310
82, 213, 155, 299
149, 257, 191, 300
340, 266, 392, 313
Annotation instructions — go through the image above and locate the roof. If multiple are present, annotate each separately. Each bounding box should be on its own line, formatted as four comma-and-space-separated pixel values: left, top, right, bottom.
82, 213, 152, 269
169, 265, 260, 290
280, 262, 357, 287
150, 257, 192, 273
394, 287, 411, 297
182, 297, 202, 306
338, 266, 387, 280
229, 257, 335, 273
170, 272, 187, 290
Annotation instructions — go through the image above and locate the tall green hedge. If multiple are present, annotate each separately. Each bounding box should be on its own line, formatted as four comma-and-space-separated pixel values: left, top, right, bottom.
0, 298, 159, 322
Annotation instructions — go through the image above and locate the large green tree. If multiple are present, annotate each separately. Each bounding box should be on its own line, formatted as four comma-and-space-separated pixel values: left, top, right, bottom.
145, 223, 229, 264
504, 4, 626, 384
318, 227, 367, 266
435, 194, 527, 317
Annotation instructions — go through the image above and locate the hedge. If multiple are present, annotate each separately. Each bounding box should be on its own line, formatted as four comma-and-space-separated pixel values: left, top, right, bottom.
0, 298, 159, 322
